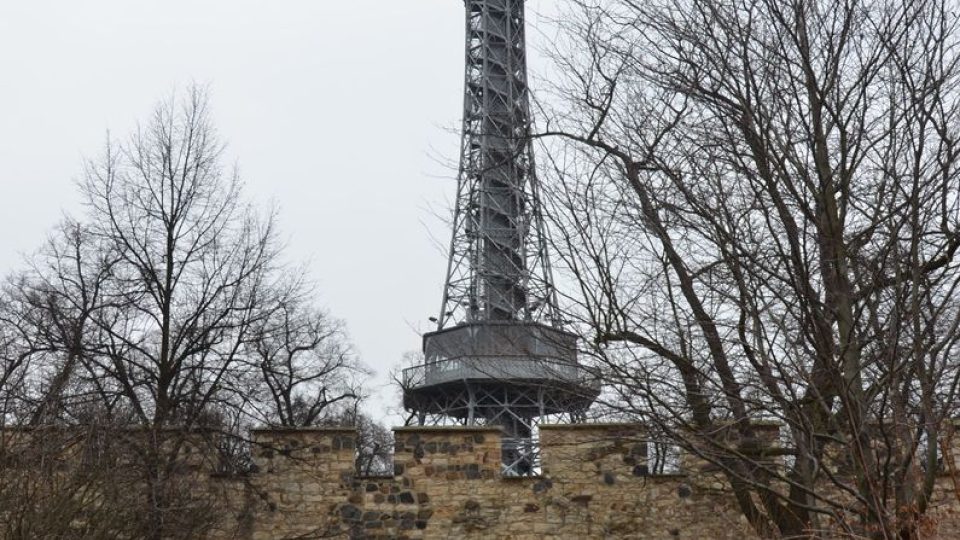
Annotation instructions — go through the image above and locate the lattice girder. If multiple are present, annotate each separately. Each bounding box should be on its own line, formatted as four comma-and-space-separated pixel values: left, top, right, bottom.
437, 0, 558, 327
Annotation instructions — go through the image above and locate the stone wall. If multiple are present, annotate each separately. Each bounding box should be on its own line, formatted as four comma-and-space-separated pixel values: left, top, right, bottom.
231, 425, 752, 539
8, 424, 960, 538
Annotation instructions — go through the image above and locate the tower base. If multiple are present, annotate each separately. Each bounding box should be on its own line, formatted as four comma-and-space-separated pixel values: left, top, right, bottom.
402, 322, 600, 475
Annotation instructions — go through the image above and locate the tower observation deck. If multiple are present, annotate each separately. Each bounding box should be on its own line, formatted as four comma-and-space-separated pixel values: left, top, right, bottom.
403, 0, 600, 475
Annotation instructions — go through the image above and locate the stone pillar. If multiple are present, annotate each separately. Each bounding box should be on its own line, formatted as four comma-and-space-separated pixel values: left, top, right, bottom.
391, 426, 503, 537
536, 424, 648, 537
248, 428, 357, 539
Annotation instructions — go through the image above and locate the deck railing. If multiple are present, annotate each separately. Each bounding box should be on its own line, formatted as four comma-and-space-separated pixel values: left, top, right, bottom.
402, 355, 601, 390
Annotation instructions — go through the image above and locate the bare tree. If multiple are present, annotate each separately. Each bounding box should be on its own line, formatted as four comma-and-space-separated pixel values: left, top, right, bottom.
0, 291, 33, 424
0, 220, 119, 425
0, 87, 370, 538
539, 0, 960, 537
71, 88, 284, 536
78, 88, 279, 429
0, 425, 147, 539
245, 292, 366, 427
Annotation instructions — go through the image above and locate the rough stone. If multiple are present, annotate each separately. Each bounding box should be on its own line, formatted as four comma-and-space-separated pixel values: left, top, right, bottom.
571, 494, 593, 507
339, 504, 361, 520
532, 478, 553, 493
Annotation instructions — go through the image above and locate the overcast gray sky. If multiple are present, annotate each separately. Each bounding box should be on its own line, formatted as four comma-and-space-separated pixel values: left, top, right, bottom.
0, 0, 560, 422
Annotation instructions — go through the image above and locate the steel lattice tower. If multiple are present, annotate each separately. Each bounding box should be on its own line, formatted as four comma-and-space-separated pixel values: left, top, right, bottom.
403, 0, 600, 476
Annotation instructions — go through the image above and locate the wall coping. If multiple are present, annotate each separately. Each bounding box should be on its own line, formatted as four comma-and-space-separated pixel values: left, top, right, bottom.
250, 427, 357, 435
390, 423, 644, 433
393, 426, 504, 433
539, 422, 644, 430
